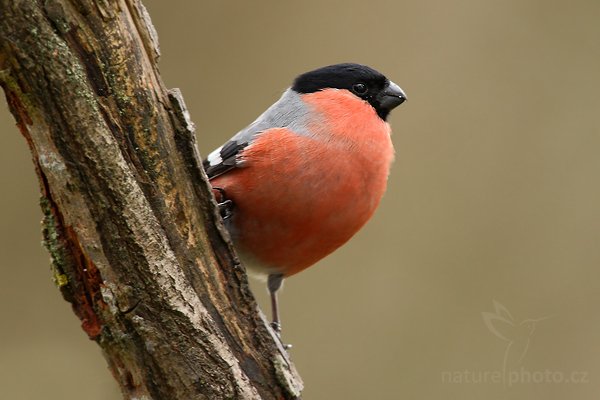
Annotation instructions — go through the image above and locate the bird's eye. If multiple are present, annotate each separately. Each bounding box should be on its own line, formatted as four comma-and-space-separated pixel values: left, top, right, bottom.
352, 83, 368, 95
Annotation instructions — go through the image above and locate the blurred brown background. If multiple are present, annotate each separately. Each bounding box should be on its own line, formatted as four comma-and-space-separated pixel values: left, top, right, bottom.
1, 0, 599, 399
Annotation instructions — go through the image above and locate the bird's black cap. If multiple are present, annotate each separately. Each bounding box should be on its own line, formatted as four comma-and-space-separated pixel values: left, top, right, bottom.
292, 63, 406, 120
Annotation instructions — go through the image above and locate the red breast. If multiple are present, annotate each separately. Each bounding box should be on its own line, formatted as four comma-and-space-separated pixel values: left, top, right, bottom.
211, 89, 394, 276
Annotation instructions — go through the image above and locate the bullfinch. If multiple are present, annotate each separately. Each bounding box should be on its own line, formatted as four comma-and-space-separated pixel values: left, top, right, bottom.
203, 63, 406, 335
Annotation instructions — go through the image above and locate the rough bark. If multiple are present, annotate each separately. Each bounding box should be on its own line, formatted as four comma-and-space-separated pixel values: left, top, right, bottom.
0, 1, 303, 399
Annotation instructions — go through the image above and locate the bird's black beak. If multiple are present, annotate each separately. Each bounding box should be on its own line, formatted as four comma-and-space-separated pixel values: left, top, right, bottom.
378, 80, 407, 111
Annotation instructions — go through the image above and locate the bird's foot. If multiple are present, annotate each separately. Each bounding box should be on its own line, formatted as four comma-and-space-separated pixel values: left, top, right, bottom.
213, 187, 234, 220
271, 321, 292, 350
271, 321, 281, 333
219, 200, 233, 219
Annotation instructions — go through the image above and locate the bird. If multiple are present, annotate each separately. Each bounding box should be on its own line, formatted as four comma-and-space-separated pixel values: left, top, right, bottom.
203, 63, 406, 336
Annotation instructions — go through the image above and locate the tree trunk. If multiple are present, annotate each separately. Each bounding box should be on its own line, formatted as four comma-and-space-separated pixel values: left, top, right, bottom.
0, 1, 303, 399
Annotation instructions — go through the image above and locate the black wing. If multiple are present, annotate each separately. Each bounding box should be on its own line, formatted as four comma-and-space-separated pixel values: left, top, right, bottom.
203, 140, 249, 179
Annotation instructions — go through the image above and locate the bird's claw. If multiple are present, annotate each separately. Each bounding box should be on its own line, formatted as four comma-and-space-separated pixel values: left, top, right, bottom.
271, 321, 292, 350
270, 321, 281, 333
213, 187, 234, 220
218, 199, 233, 220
